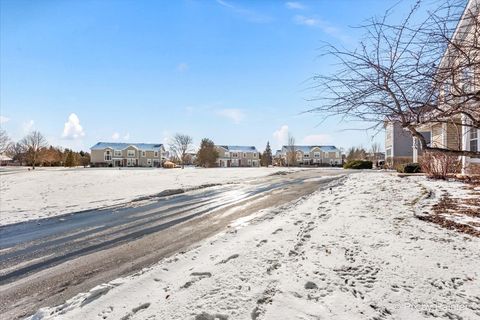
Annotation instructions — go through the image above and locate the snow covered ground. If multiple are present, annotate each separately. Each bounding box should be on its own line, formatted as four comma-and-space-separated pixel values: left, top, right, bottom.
0, 167, 308, 226
31, 172, 480, 320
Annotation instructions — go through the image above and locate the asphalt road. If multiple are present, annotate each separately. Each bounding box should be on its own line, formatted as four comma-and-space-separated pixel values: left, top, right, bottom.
0, 169, 346, 319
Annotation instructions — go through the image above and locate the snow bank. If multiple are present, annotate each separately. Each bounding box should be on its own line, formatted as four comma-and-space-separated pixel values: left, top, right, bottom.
0, 167, 305, 226
31, 172, 480, 319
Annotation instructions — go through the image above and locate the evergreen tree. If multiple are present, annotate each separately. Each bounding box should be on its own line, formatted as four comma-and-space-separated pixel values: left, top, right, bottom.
261, 141, 273, 167
197, 138, 219, 168
65, 150, 75, 167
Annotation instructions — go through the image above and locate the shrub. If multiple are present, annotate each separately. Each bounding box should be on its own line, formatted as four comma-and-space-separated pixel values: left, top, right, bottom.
420, 152, 461, 179
397, 162, 422, 173
343, 160, 372, 169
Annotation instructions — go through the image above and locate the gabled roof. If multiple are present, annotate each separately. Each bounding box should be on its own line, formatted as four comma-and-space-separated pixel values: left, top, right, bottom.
280, 145, 340, 153
91, 142, 164, 152
218, 145, 258, 153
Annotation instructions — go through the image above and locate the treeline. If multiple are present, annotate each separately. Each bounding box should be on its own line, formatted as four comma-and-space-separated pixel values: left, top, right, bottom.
1, 129, 90, 168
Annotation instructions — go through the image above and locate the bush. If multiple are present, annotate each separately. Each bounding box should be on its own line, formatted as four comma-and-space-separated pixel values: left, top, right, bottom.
343, 160, 372, 169
420, 152, 461, 179
397, 162, 421, 173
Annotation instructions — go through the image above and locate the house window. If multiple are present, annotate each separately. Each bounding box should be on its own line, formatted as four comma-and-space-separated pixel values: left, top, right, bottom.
232, 153, 238, 158
104, 150, 112, 161
253, 153, 257, 158
114, 150, 122, 157
304, 154, 309, 158
470, 128, 478, 152
243, 153, 246, 158
314, 152, 320, 158
147, 159, 152, 165
127, 150, 135, 157
248, 159, 251, 165
141, 151, 146, 157
154, 151, 158, 157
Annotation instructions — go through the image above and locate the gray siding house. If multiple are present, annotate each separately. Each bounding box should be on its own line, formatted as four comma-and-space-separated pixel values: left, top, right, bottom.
215, 145, 260, 167
385, 122, 431, 166
90, 142, 165, 167
279, 145, 342, 166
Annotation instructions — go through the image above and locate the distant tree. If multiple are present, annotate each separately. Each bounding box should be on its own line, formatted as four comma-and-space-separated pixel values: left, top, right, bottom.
169, 133, 193, 169
42, 146, 63, 166
197, 138, 218, 168
369, 142, 381, 164
0, 129, 11, 154
80, 152, 91, 167
7, 142, 27, 165
261, 141, 273, 167
286, 133, 296, 167
64, 150, 76, 167
21, 131, 48, 169
346, 146, 367, 161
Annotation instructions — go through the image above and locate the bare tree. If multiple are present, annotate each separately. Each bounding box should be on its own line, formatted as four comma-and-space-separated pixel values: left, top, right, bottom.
286, 133, 296, 167
21, 131, 48, 169
309, 0, 479, 157
7, 142, 27, 165
370, 142, 381, 164
0, 129, 11, 154
169, 133, 193, 169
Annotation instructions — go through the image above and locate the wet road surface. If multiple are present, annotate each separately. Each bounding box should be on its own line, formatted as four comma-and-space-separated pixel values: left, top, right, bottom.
0, 169, 345, 319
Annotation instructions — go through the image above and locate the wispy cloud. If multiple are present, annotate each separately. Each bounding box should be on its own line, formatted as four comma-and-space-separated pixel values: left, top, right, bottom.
216, 108, 245, 124
177, 62, 189, 72
216, 0, 272, 23
23, 120, 35, 133
0, 115, 10, 125
123, 133, 130, 140
285, 2, 304, 10
112, 132, 120, 140
62, 113, 85, 140
293, 15, 350, 42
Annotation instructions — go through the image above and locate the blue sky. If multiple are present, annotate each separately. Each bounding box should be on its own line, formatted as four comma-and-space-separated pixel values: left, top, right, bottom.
1, 0, 405, 152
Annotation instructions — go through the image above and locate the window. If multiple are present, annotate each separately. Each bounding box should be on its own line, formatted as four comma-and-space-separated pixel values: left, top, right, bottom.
470, 128, 478, 152
114, 150, 122, 157
127, 150, 135, 157
248, 159, 251, 165
232, 153, 238, 158
141, 151, 146, 157
304, 154, 309, 158
253, 153, 257, 158
314, 152, 320, 158
243, 153, 246, 158
104, 150, 112, 161
147, 159, 152, 165
154, 151, 158, 157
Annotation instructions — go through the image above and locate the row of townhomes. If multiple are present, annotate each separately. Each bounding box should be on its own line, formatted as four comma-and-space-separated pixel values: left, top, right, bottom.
275, 145, 342, 166
90, 142, 166, 167
386, 0, 479, 174
215, 145, 260, 167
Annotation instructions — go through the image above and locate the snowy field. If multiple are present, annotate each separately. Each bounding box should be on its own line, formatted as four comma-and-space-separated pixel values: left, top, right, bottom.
0, 167, 313, 226
32, 172, 480, 320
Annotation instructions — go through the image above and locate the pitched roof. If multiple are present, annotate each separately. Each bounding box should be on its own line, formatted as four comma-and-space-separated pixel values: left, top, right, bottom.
281, 145, 340, 153
217, 145, 258, 153
91, 142, 164, 151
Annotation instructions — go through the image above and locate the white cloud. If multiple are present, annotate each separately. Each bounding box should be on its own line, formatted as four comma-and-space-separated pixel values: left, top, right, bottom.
112, 132, 120, 140
286, 2, 304, 10
293, 15, 350, 42
216, 0, 272, 23
273, 125, 289, 147
177, 63, 189, 72
302, 134, 331, 145
23, 120, 35, 133
294, 15, 320, 26
62, 113, 85, 139
216, 108, 245, 124
123, 133, 130, 140
0, 115, 10, 125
